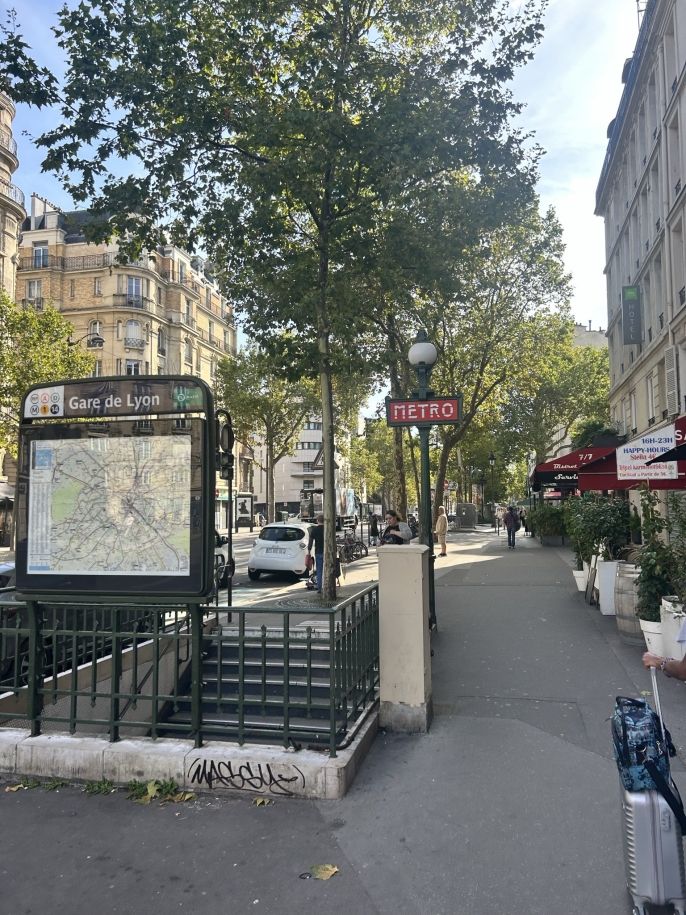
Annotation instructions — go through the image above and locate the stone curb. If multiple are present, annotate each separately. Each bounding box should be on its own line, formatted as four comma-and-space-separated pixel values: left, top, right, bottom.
0, 711, 378, 800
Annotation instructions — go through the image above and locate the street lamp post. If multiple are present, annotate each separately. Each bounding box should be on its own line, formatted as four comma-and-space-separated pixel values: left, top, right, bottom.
488, 451, 496, 526
67, 332, 105, 348
479, 473, 486, 523
408, 330, 438, 630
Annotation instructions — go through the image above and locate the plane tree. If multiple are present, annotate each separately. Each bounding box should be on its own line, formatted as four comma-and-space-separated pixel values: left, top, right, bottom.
0, 292, 93, 455
0, 0, 548, 597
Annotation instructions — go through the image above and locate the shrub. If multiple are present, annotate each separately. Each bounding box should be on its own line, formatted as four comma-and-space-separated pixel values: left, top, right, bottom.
636, 488, 677, 621
562, 494, 630, 563
528, 503, 566, 537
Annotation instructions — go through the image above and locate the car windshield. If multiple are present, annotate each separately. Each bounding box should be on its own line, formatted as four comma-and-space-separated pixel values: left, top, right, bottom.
259, 527, 305, 543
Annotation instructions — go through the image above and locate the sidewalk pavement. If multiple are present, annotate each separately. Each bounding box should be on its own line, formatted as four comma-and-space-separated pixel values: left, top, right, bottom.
1, 526, 681, 914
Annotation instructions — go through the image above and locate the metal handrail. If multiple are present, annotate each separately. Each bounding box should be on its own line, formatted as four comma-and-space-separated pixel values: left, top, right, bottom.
0, 585, 379, 757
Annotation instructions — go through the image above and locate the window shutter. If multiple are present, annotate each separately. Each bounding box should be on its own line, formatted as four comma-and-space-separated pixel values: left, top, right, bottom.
665, 345, 679, 415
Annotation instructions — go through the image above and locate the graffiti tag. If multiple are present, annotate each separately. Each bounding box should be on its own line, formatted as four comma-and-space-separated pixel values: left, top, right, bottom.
187, 758, 306, 796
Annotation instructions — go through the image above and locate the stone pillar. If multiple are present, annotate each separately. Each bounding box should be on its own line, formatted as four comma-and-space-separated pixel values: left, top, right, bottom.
377, 544, 433, 732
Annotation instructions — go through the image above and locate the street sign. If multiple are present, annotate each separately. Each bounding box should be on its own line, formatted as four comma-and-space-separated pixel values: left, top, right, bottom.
385, 396, 462, 426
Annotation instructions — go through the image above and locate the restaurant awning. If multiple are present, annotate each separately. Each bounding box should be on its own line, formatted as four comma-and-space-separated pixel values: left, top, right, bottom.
646, 441, 686, 464
531, 446, 615, 487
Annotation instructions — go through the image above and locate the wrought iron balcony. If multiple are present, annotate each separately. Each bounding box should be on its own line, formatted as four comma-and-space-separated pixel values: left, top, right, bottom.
0, 127, 17, 158
124, 336, 146, 349
113, 293, 155, 311
0, 178, 24, 209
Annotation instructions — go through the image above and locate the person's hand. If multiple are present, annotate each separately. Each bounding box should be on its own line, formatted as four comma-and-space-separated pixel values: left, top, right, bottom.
642, 652, 662, 669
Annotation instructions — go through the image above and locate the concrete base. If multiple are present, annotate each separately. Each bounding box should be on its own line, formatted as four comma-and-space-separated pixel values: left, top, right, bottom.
380, 696, 433, 733
0, 712, 378, 800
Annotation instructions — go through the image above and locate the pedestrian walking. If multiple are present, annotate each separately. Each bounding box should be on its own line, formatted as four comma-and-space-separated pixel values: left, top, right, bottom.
519, 509, 528, 536
306, 513, 325, 592
370, 514, 379, 546
435, 505, 448, 557
503, 505, 521, 550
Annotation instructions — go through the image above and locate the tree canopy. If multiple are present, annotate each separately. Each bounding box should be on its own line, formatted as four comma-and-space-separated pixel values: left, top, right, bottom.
0, 292, 94, 453
0, 0, 549, 595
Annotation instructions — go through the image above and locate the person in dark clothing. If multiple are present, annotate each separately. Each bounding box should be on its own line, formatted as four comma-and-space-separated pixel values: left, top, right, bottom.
370, 514, 380, 545
307, 514, 325, 592
503, 506, 520, 550
380, 510, 405, 545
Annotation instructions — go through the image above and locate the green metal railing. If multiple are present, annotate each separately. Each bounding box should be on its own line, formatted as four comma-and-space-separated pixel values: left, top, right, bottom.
0, 585, 379, 757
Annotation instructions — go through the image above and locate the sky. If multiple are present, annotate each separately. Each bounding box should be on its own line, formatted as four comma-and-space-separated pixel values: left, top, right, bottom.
7, 0, 642, 333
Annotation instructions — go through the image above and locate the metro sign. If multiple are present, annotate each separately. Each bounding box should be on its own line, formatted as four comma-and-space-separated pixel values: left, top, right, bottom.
386, 395, 463, 426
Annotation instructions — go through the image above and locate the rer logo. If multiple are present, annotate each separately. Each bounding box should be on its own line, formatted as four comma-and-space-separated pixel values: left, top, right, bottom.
173, 385, 203, 410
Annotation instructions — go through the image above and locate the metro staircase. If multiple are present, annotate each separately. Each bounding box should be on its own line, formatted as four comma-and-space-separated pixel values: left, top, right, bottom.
160, 624, 366, 750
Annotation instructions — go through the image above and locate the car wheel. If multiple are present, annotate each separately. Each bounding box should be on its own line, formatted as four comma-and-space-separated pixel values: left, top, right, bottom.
248, 569, 261, 581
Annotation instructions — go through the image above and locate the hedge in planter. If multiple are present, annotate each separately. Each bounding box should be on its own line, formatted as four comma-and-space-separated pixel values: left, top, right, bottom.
636, 488, 677, 622
562, 494, 630, 567
528, 503, 565, 538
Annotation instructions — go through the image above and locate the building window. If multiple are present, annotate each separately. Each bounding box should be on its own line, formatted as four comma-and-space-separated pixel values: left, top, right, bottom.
209, 320, 215, 344
125, 360, 141, 375
195, 349, 201, 370
0, 256, 4, 289
27, 279, 42, 301
299, 441, 320, 450
157, 328, 166, 355
157, 285, 163, 304
69, 279, 75, 298
94, 277, 102, 296
184, 297, 192, 323
184, 339, 192, 364
179, 262, 186, 283
127, 276, 142, 306
33, 242, 49, 268
92, 360, 102, 377
125, 319, 143, 347
302, 462, 315, 472
646, 373, 656, 420
302, 479, 315, 490
205, 287, 211, 307
305, 421, 322, 430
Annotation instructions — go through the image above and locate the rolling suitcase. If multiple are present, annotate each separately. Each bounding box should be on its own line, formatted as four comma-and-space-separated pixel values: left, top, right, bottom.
616, 667, 686, 914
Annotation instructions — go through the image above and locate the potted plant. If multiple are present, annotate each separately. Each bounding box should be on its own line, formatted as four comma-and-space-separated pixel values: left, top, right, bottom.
635, 488, 675, 655
660, 493, 686, 660
563, 495, 629, 614
563, 497, 596, 589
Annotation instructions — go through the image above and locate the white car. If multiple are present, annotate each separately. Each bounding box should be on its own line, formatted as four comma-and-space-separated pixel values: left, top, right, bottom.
247, 522, 311, 581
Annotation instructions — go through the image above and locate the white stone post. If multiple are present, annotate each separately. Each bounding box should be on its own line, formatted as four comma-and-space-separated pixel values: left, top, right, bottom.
377, 544, 433, 732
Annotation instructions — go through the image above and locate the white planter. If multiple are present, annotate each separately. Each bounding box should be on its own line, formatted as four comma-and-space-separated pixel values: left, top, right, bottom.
660, 597, 686, 661
572, 570, 586, 591
639, 617, 664, 655
596, 559, 619, 615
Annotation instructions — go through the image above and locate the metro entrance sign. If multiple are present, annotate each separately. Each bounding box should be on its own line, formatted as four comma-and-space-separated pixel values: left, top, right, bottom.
386, 396, 463, 427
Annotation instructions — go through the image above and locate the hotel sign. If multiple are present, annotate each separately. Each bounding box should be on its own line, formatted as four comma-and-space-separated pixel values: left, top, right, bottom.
622, 285, 642, 345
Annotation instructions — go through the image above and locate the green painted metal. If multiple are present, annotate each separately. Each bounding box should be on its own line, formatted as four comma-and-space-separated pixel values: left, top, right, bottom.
0, 585, 379, 757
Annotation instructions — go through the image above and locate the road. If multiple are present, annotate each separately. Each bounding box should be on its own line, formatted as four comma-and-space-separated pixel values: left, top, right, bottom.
220, 527, 378, 607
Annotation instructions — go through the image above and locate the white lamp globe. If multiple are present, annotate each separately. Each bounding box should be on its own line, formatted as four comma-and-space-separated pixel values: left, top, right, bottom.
408, 340, 438, 367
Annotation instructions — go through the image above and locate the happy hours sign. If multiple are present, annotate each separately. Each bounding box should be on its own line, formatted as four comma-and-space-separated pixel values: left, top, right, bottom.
386, 396, 463, 426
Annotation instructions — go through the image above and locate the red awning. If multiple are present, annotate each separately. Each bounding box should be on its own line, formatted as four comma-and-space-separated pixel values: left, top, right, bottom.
532, 446, 615, 486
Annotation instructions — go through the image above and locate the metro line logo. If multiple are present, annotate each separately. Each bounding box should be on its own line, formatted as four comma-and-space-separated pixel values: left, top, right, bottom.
386, 396, 462, 426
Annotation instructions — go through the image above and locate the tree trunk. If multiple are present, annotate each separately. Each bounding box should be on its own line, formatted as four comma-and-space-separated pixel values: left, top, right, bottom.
387, 323, 407, 517
406, 429, 420, 511
267, 443, 275, 523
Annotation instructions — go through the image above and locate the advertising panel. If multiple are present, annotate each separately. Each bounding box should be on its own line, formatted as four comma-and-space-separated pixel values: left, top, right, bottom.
616, 425, 678, 479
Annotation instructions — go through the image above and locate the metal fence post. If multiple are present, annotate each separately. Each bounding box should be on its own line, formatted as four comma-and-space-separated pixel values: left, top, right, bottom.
189, 603, 204, 748
26, 601, 43, 737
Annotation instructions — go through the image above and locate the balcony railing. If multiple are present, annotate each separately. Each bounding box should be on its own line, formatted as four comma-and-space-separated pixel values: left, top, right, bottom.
0, 127, 17, 158
20, 297, 44, 309
0, 178, 24, 208
124, 336, 146, 349
113, 293, 155, 311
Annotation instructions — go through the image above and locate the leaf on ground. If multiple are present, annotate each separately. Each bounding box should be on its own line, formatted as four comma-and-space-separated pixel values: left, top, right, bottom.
172, 792, 195, 803
252, 797, 273, 807
5, 784, 23, 792
310, 864, 339, 880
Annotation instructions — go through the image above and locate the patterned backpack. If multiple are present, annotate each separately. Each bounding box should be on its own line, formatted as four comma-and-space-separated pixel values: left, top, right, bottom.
611, 695, 674, 791
611, 694, 686, 830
